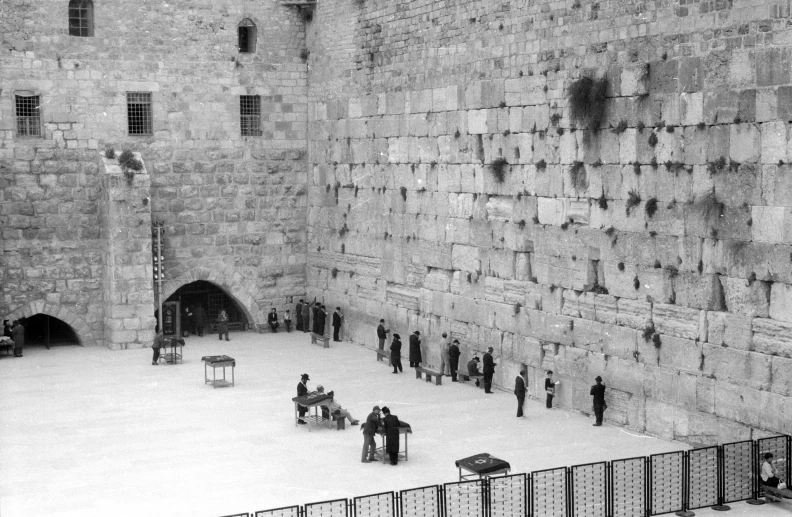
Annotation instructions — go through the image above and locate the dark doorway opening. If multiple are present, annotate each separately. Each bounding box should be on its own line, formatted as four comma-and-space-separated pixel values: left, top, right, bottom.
166, 281, 249, 334
22, 314, 80, 348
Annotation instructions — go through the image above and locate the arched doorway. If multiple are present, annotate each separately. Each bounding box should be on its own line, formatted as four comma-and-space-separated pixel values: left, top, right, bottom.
21, 314, 80, 348
165, 280, 250, 336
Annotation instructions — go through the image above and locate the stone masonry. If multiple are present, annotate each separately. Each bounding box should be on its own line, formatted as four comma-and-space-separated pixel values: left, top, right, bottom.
305, 0, 792, 442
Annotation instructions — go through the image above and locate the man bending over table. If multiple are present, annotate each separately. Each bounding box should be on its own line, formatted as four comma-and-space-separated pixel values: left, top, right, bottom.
316, 385, 359, 425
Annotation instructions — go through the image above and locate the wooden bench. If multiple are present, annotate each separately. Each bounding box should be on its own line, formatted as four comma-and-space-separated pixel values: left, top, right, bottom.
311, 332, 330, 348
375, 348, 391, 365
415, 366, 443, 385
458, 373, 483, 387
764, 485, 792, 502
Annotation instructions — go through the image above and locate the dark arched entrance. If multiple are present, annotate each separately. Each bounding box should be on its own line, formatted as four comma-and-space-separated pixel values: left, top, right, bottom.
22, 314, 80, 348
165, 280, 250, 335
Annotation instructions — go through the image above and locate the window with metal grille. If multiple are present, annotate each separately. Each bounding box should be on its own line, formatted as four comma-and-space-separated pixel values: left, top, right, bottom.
238, 19, 257, 53
68, 0, 94, 37
15, 94, 42, 137
240, 95, 262, 137
127, 92, 152, 135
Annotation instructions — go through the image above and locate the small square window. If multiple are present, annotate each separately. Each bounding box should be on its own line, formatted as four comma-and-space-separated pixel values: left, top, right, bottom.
240, 95, 262, 137
127, 92, 152, 135
15, 94, 42, 137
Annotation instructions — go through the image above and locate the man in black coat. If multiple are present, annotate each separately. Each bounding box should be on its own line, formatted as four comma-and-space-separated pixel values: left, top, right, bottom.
295, 299, 304, 331
590, 375, 606, 426
390, 334, 403, 373
268, 308, 279, 333
515, 368, 527, 417
296, 373, 310, 424
314, 304, 327, 336
193, 304, 207, 337
360, 406, 381, 463
381, 406, 402, 465
332, 307, 342, 342
302, 298, 313, 333
376, 319, 390, 350
483, 346, 496, 394
408, 331, 422, 367
449, 339, 461, 381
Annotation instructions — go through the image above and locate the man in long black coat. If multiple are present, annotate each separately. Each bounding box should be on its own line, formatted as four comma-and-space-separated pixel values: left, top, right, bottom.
590, 375, 606, 426
295, 300, 304, 332
381, 407, 402, 465
193, 304, 207, 337
332, 307, 342, 342
483, 346, 496, 394
408, 331, 422, 367
390, 334, 403, 373
376, 319, 390, 350
301, 299, 313, 333
449, 339, 461, 381
314, 305, 327, 335
515, 368, 527, 418
296, 373, 310, 424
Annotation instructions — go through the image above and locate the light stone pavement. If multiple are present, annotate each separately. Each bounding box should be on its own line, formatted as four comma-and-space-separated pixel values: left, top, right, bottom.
0, 331, 788, 517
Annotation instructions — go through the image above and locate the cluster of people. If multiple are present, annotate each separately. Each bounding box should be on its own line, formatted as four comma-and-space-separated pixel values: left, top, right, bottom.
293, 299, 343, 341
361, 405, 403, 465
3, 319, 24, 357
295, 373, 359, 426
181, 305, 208, 337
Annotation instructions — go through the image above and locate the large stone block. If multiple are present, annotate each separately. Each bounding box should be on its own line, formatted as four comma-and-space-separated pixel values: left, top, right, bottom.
729, 124, 761, 163
658, 335, 702, 375
616, 298, 652, 330
451, 244, 481, 272
719, 276, 770, 318
770, 282, 792, 322
701, 344, 772, 391
653, 304, 704, 341
674, 272, 725, 311
752, 317, 792, 358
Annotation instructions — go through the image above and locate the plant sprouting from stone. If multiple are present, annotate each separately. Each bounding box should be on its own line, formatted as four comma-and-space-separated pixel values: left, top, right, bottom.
652, 333, 662, 348
550, 113, 562, 126
625, 189, 641, 216
707, 156, 726, 175
567, 76, 609, 130
645, 197, 658, 218
331, 267, 339, 278
642, 324, 655, 342
691, 190, 724, 228
400, 186, 407, 202
632, 161, 641, 175
633, 276, 640, 290
513, 302, 522, 315
647, 132, 658, 147
490, 158, 508, 183
612, 120, 628, 134
105, 147, 116, 159
597, 192, 608, 210
536, 159, 547, 171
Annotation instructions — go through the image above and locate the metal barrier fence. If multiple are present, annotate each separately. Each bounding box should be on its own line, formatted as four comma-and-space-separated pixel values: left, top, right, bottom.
226, 434, 790, 517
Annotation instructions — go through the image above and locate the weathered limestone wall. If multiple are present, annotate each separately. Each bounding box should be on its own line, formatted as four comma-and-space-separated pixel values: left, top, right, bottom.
1, 0, 309, 343
306, 0, 792, 442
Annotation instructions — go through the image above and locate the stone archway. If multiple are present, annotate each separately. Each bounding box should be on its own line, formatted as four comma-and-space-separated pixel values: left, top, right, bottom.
161, 266, 264, 330
4, 299, 97, 347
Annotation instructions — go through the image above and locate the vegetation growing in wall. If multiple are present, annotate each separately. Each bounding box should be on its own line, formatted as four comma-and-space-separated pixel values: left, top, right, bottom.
104, 147, 115, 159
707, 156, 727, 175
612, 120, 628, 134
567, 76, 608, 130
490, 158, 508, 183
625, 189, 641, 215
400, 186, 407, 201
645, 197, 658, 218
118, 150, 143, 185
691, 190, 724, 229
535, 159, 547, 171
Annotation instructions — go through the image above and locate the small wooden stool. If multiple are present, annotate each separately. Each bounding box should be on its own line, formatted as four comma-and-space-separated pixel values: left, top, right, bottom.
335, 417, 345, 430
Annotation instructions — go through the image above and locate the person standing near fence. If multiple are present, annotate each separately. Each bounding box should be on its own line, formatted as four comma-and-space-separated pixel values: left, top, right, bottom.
439, 333, 450, 376
296, 373, 310, 425
295, 299, 304, 332
590, 375, 606, 426
545, 370, 558, 409
515, 368, 527, 418
390, 334, 403, 373
12, 320, 25, 358
377, 319, 390, 350
408, 331, 422, 368
360, 405, 381, 463
217, 309, 229, 341
483, 347, 496, 394
449, 339, 461, 381
381, 406, 402, 466
332, 307, 342, 342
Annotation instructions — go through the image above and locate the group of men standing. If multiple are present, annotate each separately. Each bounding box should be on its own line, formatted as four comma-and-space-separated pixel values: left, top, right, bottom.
3, 319, 25, 357
294, 299, 344, 341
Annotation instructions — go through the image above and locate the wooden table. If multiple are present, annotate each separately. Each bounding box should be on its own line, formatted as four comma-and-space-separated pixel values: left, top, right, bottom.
292, 393, 334, 432
0, 337, 13, 356
159, 338, 184, 364
201, 355, 235, 388
456, 453, 511, 481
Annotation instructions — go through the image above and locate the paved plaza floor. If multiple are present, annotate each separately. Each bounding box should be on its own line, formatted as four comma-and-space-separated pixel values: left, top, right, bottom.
0, 331, 789, 517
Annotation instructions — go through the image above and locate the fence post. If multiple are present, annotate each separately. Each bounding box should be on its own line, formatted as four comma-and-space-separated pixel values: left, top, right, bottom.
646, 457, 651, 517
746, 441, 765, 505
711, 445, 730, 511
675, 451, 694, 517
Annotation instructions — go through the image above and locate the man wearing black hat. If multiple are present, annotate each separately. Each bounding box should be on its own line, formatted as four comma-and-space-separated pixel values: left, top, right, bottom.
483, 346, 497, 394
408, 331, 422, 368
390, 334, 403, 373
515, 368, 527, 417
376, 319, 390, 350
296, 373, 311, 424
295, 299, 304, 332
381, 406, 402, 466
361, 405, 381, 463
590, 375, 606, 426
449, 339, 461, 381
332, 307, 343, 342
467, 356, 483, 387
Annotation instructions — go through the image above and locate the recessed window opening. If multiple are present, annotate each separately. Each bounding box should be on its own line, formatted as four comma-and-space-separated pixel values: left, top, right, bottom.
238, 19, 257, 53
127, 92, 152, 135
15, 94, 42, 137
240, 95, 262, 136
68, 0, 94, 37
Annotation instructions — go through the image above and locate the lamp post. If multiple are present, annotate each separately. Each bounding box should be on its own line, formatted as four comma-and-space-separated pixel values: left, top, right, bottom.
152, 221, 165, 332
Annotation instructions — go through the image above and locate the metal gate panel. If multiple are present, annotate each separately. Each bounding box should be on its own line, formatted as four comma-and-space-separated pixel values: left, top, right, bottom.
648, 451, 683, 516
490, 474, 527, 517
611, 457, 645, 517
687, 446, 719, 510
400, 485, 440, 517
255, 507, 300, 517
305, 498, 348, 517
444, 479, 485, 517
570, 462, 607, 517
354, 492, 395, 517
722, 440, 754, 503
530, 467, 567, 517
756, 435, 790, 498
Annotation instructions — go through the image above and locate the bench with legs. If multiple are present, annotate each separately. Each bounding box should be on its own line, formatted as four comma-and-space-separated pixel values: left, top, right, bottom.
376, 348, 391, 365
458, 373, 484, 388
311, 333, 330, 348
764, 486, 792, 503
415, 366, 442, 385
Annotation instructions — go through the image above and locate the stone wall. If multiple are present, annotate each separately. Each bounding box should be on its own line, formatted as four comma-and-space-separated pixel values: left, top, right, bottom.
305, 0, 792, 441
0, 0, 309, 343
